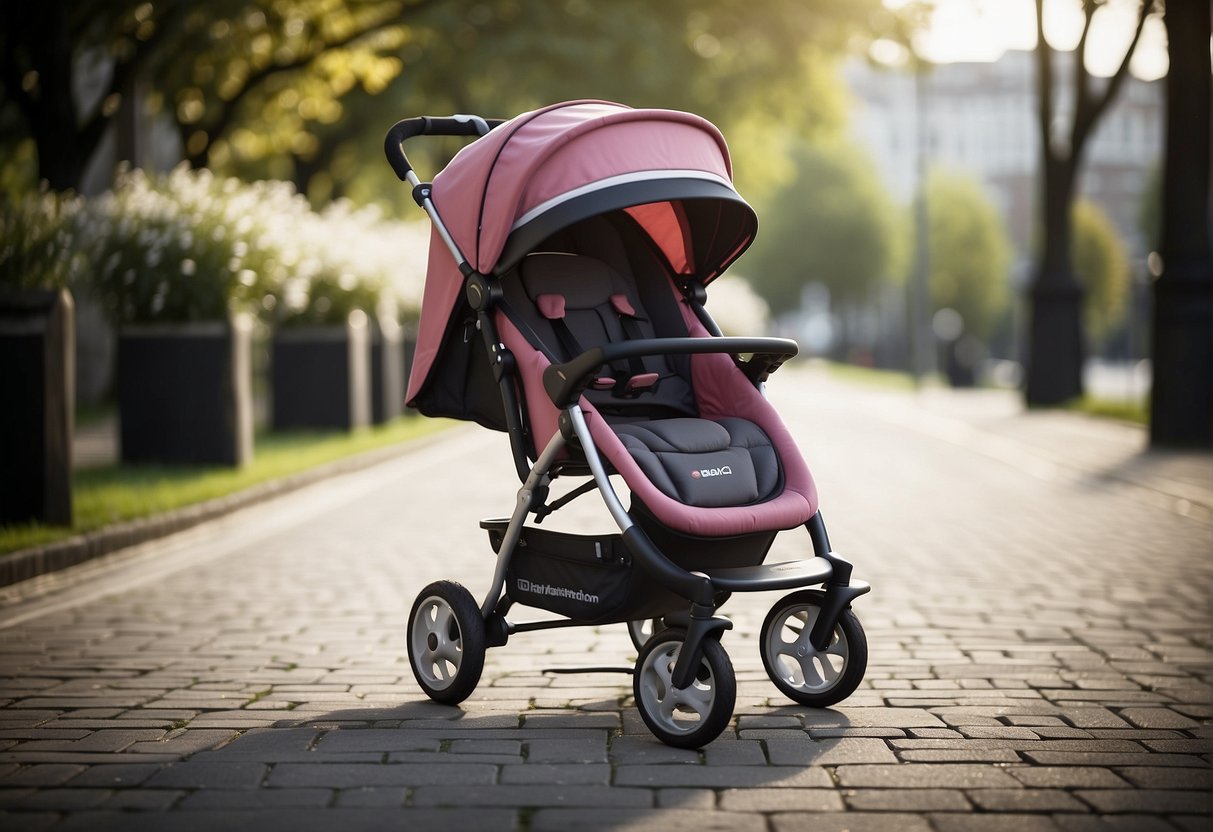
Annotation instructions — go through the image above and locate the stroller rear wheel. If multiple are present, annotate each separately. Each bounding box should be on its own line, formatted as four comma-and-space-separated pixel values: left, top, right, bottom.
407, 581, 486, 705
760, 590, 867, 707
633, 629, 736, 748
626, 618, 663, 652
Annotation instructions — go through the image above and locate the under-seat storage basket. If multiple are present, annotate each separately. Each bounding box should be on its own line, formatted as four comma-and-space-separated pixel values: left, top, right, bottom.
483, 520, 679, 624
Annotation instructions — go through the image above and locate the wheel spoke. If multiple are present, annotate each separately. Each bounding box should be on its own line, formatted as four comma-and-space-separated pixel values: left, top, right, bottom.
783, 610, 810, 644
797, 654, 826, 688
431, 605, 454, 637
424, 649, 450, 682
435, 640, 462, 665
793, 622, 818, 653
658, 691, 679, 721
677, 682, 713, 719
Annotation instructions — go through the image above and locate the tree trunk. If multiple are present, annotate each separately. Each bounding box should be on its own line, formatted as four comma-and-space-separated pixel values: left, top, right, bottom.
1024, 0, 1153, 408
1149, 0, 1213, 448
26, 4, 86, 190
1026, 153, 1085, 406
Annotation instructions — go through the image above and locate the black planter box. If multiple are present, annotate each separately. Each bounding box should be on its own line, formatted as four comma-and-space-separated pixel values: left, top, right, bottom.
272, 318, 370, 431
117, 318, 253, 466
0, 289, 74, 525
371, 318, 405, 425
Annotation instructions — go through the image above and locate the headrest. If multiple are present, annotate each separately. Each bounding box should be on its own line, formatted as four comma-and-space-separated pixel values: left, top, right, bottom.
520, 253, 622, 310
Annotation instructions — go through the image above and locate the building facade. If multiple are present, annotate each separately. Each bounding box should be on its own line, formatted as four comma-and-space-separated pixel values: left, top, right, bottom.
844, 49, 1163, 271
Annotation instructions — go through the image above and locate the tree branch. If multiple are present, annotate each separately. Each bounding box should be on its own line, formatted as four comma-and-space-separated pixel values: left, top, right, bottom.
1070, 0, 1098, 155
191, 1, 432, 165
1034, 0, 1058, 165
1072, 0, 1155, 152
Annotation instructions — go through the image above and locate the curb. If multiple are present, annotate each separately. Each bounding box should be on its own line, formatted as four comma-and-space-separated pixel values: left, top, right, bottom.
0, 429, 454, 589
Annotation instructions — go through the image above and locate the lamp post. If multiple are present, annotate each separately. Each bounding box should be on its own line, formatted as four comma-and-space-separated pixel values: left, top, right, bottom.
909, 59, 935, 388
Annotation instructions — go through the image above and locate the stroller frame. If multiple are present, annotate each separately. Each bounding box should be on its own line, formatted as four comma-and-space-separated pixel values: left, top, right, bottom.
387, 110, 870, 747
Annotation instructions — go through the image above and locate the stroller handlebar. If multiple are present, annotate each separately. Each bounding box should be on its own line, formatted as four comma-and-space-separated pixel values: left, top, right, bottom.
384, 115, 507, 181
543, 336, 799, 409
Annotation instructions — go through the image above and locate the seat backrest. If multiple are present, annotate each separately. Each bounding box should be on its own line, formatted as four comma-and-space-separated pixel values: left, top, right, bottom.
500, 252, 697, 420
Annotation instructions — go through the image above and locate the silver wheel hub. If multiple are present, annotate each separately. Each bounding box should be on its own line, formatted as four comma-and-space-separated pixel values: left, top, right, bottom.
411, 595, 463, 691
637, 641, 715, 735
765, 604, 849, 693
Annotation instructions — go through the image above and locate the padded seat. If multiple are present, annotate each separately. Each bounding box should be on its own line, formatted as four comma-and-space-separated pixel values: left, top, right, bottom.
502, 252, 697, 419
613, 417, 779, 508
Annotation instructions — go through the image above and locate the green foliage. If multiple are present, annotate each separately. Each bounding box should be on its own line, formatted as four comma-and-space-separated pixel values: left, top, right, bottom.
0, 190, 85, 290
277, 273, 382, 327
394, 0, 883, 196
154, 0, 411, 167
925, 170, 1011, 339
1071, 198, 1130, 347
704, 274, 770, 335
3, 0, 897, 202
740, 139, 900, 312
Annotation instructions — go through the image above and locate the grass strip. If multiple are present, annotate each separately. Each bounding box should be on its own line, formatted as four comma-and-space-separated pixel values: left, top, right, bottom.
824, 360, 922, 390
1067, 395, 1148, 426
0, 417, 449, 555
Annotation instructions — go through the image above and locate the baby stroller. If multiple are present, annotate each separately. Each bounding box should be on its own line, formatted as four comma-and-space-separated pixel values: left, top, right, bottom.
385, 101, 870, 748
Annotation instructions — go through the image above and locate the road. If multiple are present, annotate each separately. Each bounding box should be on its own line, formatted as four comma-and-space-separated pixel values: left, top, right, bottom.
1, 366, 1210, 831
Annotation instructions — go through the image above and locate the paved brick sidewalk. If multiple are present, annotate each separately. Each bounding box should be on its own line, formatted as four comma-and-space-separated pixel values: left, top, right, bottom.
1, 367, 1209, 831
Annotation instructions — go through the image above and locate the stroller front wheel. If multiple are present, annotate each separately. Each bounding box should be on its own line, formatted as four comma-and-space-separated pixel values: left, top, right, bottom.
407, 581, 486, 705
760, 590, 867, 707
633, 629, 736, 748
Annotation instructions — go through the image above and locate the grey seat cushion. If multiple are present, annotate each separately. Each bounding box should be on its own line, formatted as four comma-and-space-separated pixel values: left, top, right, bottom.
613, 417, 780, 508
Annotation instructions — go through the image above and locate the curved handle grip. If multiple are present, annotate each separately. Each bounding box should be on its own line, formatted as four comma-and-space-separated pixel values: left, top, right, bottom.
384, 115, 506, 181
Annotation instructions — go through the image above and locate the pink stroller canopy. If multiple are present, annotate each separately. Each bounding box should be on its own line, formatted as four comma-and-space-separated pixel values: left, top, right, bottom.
409, 100, 758, 410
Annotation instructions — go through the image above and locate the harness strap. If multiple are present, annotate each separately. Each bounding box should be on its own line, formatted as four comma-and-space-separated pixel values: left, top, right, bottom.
536, 293, 586, 362
609, 293, 648, 379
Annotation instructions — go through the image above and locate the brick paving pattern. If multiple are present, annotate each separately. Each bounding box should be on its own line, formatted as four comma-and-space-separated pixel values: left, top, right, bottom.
1, 368, 1209, 830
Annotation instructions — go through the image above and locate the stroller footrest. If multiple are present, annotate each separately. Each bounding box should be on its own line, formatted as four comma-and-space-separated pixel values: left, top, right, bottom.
706, 558, 834, 592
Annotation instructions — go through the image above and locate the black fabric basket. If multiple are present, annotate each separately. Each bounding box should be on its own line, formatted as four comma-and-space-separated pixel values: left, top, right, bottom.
483, 520, 683, 624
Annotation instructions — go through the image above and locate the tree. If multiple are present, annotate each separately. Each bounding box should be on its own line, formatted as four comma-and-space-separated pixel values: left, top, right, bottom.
0, 1, 426, 190
0, 1, 160, 190
740, 140, 900, 313
925, 171, 1011, 340
154, 0, 413, 169
1150, 0, 1212, 448
2, 0, 897, 198
1071, 198, 1129, 350
217, 0, 890, 200
1024, 0, 1156, 406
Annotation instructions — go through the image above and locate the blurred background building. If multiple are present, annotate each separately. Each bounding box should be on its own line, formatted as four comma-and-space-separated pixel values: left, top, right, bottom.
845, 49, 1162, 271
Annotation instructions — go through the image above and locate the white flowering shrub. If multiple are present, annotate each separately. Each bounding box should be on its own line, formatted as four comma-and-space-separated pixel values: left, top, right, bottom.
267, 198, 421, 328
77, 165, 427, 326
0, 190, 85, 291
81, 167, 279, 323
705, 274, 771, 335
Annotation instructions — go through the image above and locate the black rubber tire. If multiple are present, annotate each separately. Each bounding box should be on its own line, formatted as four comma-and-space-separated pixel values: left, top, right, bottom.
407, 580, 486, 705
633, 628, 736, 748
626, 618, 664, 653
760, 590, 867, 708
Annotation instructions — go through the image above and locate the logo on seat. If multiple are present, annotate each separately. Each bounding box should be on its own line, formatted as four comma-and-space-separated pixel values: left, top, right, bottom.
691, 466, 732, 479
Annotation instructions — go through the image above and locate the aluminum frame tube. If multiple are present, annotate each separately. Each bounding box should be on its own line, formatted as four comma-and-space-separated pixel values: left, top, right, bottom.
479, 428, 568, 618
